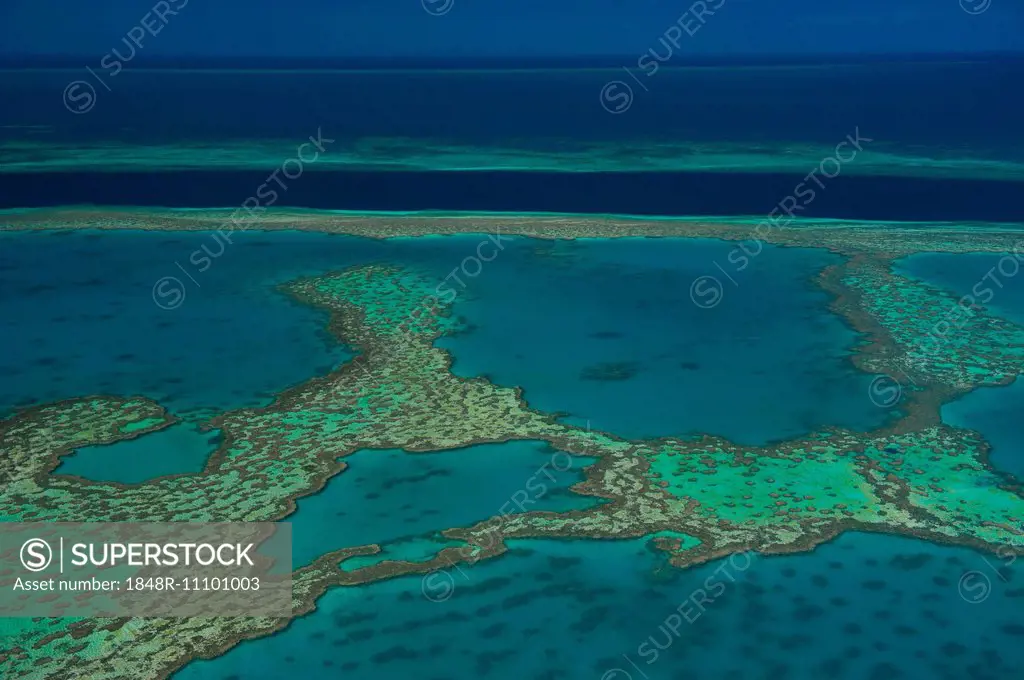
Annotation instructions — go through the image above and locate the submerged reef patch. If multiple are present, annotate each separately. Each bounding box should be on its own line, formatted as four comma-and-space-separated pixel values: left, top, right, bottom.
2, 213, 1023, 679
579, 361, 640, 382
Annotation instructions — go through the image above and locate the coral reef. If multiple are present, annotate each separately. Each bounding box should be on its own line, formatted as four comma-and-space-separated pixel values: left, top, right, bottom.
1, 214, 1023, 678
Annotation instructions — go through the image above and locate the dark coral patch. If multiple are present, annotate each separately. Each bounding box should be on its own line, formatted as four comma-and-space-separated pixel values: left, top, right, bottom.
889, 553, 933, 570
579, 361, 639, 381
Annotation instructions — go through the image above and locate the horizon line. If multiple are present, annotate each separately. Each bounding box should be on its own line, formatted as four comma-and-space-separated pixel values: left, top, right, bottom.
1, 51, 1021, 71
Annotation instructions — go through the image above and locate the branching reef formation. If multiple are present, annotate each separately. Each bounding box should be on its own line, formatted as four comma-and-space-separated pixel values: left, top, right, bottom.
1, 213, 1023, 679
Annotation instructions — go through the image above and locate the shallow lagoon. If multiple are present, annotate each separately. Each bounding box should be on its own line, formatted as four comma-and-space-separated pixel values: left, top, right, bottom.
176, 532, 1024, 680
55, 420, 220, 483
1, 230, 884, 450
437, 237, 886, 443
289, 441, 600, 567
897, 252, 1024, 479
2, 231, 1019, 679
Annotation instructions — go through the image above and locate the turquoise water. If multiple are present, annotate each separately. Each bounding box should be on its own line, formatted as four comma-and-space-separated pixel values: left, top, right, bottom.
0, 230, 884, 449
176, 532, 1024, 680
54, 420, 220, 483
339, 534, 465, 573
289, 441, 600, 567
0, 230, 359, 417
897, 253, 1024, 480
5, 232, 1020, 678
943, 379, 1024, 481
437, 238, 886, 443
897, 252, 1024, 327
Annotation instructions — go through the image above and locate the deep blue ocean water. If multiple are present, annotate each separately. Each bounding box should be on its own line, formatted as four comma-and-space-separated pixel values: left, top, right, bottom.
3, 172, 1022, 222
176, 532, 1024, 680
3, 63, 1024, 219
3, 62, 1022, 153
896, 253, 1024, 480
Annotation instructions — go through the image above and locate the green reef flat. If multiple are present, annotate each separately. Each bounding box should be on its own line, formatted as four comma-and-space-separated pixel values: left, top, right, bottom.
8, 206, 1024, 242
2, 136, 1023, 180
1, 211, 1024, 678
